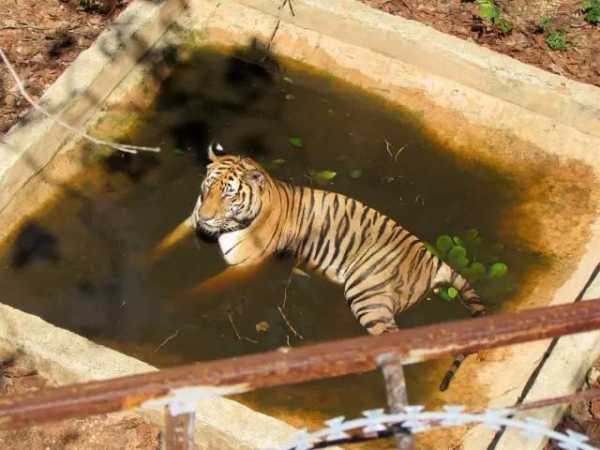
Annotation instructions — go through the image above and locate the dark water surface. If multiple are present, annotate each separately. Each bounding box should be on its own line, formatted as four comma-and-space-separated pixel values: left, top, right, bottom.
0, 46, 541, 443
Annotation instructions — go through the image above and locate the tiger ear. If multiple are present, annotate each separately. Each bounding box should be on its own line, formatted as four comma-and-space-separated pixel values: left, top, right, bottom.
207, 142, 226, 162
245, 170, 265, 190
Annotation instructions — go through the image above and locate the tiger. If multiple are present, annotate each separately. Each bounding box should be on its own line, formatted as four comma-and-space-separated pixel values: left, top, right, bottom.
191, 143, 486, 390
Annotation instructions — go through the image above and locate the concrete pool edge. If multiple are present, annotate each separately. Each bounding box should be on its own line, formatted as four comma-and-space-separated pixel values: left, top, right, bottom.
236, 0, 600, 140
0, 302, 302, 450
0, 0, 599, 449
0, 0, 183, 221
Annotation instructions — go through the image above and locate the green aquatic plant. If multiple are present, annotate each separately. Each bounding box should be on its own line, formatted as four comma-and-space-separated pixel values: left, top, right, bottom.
428, 228, 510, 302
308, 169, 337, 184
582, 0, 600, 24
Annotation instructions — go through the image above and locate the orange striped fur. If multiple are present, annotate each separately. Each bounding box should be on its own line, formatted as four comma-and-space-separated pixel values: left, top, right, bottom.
192, 145, 486, 389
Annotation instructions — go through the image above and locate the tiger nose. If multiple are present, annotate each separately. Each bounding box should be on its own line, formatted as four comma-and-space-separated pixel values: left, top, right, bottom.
197, 209, 216, 222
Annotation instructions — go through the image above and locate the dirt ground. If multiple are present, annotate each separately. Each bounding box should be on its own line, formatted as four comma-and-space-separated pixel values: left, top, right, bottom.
0, 0, 128, 133
543, 362, 600, 449
0, 352, 161, 450
361, 0, 600, 88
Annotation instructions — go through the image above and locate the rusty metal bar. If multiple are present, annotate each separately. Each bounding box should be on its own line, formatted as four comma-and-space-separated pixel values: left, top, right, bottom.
164, 408, 195, 450
377, 353, 413, 450
0, 298, 600, 430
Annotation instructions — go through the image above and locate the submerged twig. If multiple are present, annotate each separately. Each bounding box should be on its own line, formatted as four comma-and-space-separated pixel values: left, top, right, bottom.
281, 268, 295, 309
385, 139, 394, 159
228, 312, 258, 344
153, 330, 179, 353
228, 312, 242, 340
384, 139, 405, 162
394, 145, 405, 161
0, 48, 160, 155
277, 305, 304, 340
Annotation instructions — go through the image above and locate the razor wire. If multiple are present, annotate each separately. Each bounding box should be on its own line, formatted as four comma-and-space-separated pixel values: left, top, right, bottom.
269, 405, 596, 450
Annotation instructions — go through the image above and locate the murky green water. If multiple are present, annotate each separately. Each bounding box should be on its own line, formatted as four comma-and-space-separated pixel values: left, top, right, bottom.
0, 46, 541, 446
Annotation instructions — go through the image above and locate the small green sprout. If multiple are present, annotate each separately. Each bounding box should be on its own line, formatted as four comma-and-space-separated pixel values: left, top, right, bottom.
546, 30, 570, 50
476, 0, 513, 34
535, 16, 552, 33
582, 0, 600, 24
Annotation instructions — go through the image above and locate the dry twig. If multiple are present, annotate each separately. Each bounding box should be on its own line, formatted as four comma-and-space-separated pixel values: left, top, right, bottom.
0, 24, 50, 32
228, 312, 258, 344
0, 48, 160, 154
153, 330, 179, 353
277, 305, 304, 340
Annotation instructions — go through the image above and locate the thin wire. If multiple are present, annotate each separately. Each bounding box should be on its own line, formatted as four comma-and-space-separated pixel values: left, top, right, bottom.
0, 47, 160, 154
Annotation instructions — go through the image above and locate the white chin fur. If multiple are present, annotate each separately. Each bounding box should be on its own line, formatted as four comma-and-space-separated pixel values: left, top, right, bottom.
218, 230, 244, 263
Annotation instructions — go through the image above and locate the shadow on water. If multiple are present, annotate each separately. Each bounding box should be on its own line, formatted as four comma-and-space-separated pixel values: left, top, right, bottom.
0, 41, 546, 440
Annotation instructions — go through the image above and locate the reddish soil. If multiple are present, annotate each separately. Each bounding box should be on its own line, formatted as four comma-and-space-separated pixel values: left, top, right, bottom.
0, 353, 160, 450
0, 0, 128, 133
361, 0, 600, 88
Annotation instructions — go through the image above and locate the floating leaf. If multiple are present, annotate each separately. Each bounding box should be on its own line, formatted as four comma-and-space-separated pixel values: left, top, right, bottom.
255, 321, 270, 333
439, 289, 452, 302
271, 158, 286, 166
349, 169, 363, 179
465, 228, 479, 242
289, 137, 303, 148
436, 235, 454, 255
448, 246, 469, 269
489, 262, 508, 279
467, 262, 487, 282
453, 236, 465, 247
283, 76, 294, 84
309, 170, 337, 183
447, 287, 459, 299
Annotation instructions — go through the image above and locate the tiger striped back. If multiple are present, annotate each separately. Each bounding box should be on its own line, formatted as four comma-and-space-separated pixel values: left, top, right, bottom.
192, 146, 486, 389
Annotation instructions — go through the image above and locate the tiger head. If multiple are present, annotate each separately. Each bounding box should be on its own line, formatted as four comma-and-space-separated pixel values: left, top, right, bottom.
192, 143, 268, 238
